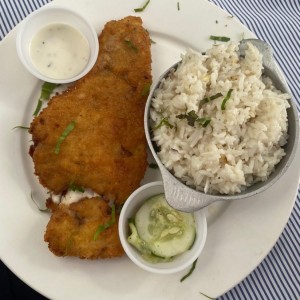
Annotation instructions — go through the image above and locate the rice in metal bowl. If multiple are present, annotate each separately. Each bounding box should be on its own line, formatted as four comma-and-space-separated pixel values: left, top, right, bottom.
150, 43, 290, 195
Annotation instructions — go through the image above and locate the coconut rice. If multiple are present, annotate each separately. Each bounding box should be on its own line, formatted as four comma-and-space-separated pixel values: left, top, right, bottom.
150, 42, 290, 195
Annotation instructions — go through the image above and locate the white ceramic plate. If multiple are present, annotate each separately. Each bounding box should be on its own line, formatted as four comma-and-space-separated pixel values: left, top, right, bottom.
0, 0, 299, 299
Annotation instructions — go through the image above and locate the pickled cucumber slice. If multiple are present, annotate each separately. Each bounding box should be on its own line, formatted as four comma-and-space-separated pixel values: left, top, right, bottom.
134, 194, 196, 258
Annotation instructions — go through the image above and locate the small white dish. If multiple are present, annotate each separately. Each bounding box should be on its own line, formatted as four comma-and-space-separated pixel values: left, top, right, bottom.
118, 181, 207, 274
16, 6, 99, 83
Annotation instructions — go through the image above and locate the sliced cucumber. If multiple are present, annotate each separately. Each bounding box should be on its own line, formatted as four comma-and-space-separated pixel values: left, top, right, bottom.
134, 194, 196, 258
128, 220, 172, 263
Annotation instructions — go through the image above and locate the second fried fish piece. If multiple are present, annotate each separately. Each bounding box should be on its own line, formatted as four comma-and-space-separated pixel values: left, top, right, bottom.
44, 197, 124, 259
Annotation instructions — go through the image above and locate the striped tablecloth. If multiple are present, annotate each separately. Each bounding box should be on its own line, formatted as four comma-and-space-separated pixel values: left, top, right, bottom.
0, 0, 299, 299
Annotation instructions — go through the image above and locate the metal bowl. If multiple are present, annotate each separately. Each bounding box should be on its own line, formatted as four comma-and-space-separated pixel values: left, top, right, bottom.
144, 39, 299, 212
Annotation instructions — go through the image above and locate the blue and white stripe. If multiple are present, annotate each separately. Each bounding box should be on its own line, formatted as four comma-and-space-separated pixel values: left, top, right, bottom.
0, 1, 299, 300
0, 0, 50, 39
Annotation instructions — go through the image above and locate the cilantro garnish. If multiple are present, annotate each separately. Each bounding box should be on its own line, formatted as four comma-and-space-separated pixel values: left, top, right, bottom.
180, 259, 198, 282
176, 110, 211, 127
209, 35, 230, 42
221, 89, 233, 110
93, 204, 116, 240
69, 182, 85, 193
33, 82, 59, 116
124, 39, 138, 52
54, 121, 76, 154
12, 126, 29, 130
154, 117, 174, 130
198, 92, 223, 108
134, 0, 150, 12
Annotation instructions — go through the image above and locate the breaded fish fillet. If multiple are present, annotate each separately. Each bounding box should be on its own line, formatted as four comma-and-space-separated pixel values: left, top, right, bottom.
29, 16, 151, 204
45, 198, 124, 259
29, 16, 152, 259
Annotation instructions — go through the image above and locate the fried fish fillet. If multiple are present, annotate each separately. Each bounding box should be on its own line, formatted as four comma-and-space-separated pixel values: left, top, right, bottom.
30, 16, 151, 204
45, 198, 124, 259
29, 16, 152, 258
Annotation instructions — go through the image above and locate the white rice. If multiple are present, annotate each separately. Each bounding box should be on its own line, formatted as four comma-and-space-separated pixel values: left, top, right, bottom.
150, 43, 290, 195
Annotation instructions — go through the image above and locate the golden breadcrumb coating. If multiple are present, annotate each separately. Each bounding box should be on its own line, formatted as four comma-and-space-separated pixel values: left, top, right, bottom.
45, 197, 124, 259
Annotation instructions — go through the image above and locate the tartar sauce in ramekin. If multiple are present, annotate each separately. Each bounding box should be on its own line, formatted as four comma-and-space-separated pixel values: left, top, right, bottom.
30, 23, 90, 80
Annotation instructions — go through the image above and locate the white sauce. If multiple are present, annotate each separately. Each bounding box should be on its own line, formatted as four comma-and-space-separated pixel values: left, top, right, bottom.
51, 189, 99, 205
51, 194, 61, 204
30, 23, 90, 80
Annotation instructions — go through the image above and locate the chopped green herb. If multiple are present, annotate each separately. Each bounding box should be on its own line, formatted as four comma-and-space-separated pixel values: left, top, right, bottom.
69, 182, 85, 193
93, 204, 116, 240
124, 39, 138, 52
200, 293, 216, 300
33, 99, 43, 116
54, 121, 76, 154
149, 162, 159, 169
33, 82, 59, 116
154, 117, 174, 130
186, 110, 199, 126
177, 2, 180, 10
197, 116, 211, 127
180, 259, 198, 282
209, 35, 230, 42
40, 82, 60, 100
176, 110, 195, 126
141, 83, 151, 96
12, 125, 29, 130
177, 110, 211, 127
134, 0, 150, 12
198, 92, 223, 108
30, 192, 48, 212
221, 89, 233, 110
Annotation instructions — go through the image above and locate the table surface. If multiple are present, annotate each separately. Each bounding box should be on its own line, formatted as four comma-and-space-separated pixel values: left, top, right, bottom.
0, 0, 299, 299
